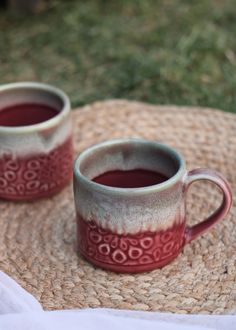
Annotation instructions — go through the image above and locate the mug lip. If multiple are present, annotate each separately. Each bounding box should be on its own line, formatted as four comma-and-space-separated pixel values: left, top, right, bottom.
74, 138, 186, 195
0, 81, 71, 134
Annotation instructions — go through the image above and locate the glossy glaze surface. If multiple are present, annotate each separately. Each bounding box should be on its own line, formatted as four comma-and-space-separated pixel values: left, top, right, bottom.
0, 137, 73, 200
77, 215, 185, 273
74, 139, 232, 273
0, 82, 72, 200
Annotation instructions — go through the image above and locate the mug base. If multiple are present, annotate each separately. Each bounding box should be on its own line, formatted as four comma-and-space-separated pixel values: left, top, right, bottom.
79, 249, 182, 273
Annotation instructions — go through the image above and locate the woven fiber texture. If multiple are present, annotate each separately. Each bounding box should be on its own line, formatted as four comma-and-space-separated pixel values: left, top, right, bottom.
0, 100, 235, 314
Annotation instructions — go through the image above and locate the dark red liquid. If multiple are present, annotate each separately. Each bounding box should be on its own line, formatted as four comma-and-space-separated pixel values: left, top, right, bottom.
0, 103, 58, 127
93, 169, 168, 188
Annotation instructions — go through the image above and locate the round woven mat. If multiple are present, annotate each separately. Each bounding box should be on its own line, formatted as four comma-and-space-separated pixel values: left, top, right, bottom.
0, 100, 235, 314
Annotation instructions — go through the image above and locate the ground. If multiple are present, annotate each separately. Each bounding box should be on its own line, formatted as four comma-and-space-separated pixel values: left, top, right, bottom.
0, 0, 236, 112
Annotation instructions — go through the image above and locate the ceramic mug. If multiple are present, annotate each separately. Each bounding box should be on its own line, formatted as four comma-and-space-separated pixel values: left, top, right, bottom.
73, 139, 232, 273
0, 82, 73, 201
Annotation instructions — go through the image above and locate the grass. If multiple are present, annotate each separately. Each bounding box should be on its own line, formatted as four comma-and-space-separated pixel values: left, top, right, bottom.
0, 0, 236, 112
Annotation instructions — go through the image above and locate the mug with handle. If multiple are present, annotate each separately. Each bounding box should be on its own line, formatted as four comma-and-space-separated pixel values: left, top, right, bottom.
73, 139, 232, 273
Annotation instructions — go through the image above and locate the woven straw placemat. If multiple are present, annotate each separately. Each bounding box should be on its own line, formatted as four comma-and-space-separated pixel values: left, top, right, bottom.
0, 100, 235, 314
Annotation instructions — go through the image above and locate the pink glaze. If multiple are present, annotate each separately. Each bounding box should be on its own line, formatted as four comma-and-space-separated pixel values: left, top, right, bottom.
0, 82, 72, 201
0, 137, 73, 200
184, 168, 233, 243
77, 215, 185, 273
74, 139, 232, 273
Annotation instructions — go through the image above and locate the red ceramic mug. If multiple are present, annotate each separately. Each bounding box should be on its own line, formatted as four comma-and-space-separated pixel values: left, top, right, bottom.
73, 139, 232, 273
0, 82, 73, 201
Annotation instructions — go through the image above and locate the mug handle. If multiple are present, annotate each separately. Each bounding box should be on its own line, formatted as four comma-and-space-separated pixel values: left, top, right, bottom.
184, 168, 232, 244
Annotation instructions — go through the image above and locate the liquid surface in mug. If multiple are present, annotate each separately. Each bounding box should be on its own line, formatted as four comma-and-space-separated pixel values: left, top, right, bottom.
0, 103, 58, 127
93, 169, 168, 188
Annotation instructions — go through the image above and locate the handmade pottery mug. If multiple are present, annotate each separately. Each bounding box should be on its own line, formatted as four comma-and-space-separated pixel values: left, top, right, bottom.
0, 82, 73, 201
73, 139, 232, 273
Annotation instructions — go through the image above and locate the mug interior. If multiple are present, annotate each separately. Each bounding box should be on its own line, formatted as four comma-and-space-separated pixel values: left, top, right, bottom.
0, 82, 70, 131
0, 85, 64, 113
79, 140, 181, 185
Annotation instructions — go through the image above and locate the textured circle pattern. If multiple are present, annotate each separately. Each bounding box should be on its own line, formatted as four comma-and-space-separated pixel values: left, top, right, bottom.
77, 216, 184, 272
0, 100, 235, 313
0, 138, 73, 200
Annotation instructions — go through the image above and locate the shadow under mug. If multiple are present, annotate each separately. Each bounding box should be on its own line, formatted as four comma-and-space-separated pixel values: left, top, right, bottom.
0, 82, 73, 201
74, 139, 232, 273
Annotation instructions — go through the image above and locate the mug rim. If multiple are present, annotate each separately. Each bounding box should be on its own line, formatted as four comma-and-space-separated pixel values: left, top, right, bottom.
74, 138, 186, 195
0, 81, 70, 134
